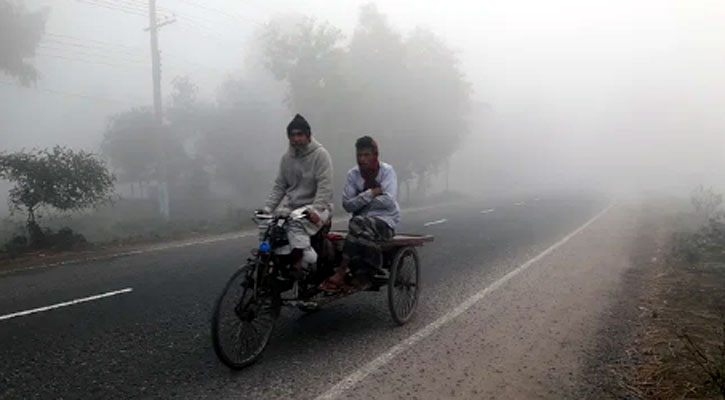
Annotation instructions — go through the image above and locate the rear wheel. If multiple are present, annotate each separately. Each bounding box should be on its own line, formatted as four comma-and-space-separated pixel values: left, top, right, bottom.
387, 247, 420, 325
212, 264, 279, 369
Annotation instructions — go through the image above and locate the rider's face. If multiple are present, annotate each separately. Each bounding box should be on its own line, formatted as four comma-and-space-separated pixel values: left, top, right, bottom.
356, 148, 376, 169
288, 130, 310, 147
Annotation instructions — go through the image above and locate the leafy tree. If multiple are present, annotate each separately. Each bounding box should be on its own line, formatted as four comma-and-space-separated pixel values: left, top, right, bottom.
101, 108, 158, 190
257, 4, 472, 199
345, 4, 411, 184
167, 75, 216, 140
102, 75, 284, 208
197, 76, 286, 204
258, 14, 358, 195
401, 27, 472, 191
101, 105, 203, 206
0, 1, 48, 85
258, 14, 349, 149
260, 15, 346, 114
0, 146, 115, 244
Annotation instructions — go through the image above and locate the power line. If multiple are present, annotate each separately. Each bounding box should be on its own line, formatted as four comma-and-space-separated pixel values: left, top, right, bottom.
80, 0, 146, 16
75, 0, 146, 17
119, 0, 257, 27
111, 0, 148, 8
168, 15, 246, 48
110, 0, 173, 17
0, 80, 140, 105
173, 14, 229, 39
34, 51, 149, 70
73, 0, 246, 47
38, 43, 148, 64
75, 0, 175, 21
43, 37, 143, 58
43, 31, 222, 72
168, 10, 256, 44
46, 32, 144, 53
170, 0, 262, 27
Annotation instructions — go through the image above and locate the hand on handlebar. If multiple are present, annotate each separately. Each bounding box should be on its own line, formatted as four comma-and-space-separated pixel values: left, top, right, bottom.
303, 209, 320, 224
371, 187, 383, 196
253, 207, 273, 220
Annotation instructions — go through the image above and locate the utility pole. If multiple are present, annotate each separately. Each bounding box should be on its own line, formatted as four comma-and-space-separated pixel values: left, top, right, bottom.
146, 0, 174, 220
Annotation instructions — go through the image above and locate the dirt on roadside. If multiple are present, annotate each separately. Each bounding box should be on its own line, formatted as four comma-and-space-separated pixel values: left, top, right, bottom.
585, 199, 725, 400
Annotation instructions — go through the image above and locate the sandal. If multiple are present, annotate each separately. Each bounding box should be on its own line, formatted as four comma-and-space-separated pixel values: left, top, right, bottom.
319, 273, 349, 292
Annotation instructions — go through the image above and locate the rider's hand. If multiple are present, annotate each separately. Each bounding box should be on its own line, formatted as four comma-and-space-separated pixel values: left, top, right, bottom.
254, 207, 272, 216
306, 210, 320, 224
371, 187, 383, 196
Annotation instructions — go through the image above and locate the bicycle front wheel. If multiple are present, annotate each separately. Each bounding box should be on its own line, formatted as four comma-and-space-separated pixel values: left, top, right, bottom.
211, 264, 279, 369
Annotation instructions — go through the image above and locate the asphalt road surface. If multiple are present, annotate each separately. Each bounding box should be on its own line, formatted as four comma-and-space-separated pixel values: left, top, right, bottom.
0, 192, 608, 399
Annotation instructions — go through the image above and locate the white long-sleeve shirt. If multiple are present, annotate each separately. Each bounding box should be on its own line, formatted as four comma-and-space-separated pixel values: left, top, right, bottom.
341, 161, 401, 229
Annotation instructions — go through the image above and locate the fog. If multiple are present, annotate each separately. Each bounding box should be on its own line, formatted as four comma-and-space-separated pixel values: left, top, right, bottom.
2, 0, 725, 221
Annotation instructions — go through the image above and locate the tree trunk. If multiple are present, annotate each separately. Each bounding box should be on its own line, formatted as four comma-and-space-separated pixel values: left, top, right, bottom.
26, 208, 45, 248
419, 171, 428, 198
445, 158, 450, 193
405, 180, 410, 204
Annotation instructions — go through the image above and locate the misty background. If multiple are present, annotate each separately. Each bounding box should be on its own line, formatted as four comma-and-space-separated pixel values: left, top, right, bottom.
2, 0, 724, 229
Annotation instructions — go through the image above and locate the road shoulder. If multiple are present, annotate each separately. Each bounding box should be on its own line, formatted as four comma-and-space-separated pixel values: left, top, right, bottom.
325, 204, 639, 399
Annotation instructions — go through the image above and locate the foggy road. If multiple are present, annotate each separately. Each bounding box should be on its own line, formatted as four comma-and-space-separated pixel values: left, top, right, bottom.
3, 0, 724, 398
1, 193, 607, 399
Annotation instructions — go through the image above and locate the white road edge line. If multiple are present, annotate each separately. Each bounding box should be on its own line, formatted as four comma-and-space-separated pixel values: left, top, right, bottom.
423, 219, 447, 227
0, 202, 462, 277
313, 204, 614, 400
481, 209, 495, 214
0, 288, 133, 321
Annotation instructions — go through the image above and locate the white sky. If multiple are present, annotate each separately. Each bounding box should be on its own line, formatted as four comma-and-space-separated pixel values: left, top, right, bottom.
2, 0, 725, 193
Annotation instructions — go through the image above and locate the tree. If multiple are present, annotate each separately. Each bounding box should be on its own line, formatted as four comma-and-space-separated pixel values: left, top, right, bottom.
258, 14, 349, 145
345, 4, 412, 187
197, 76, 286, 204
0, 1, 48, 85
165, 76, 216, 203
258, 4, 472, 200
167, 75, 216, 139
401, 27, 472, 193
101, 108, 158, 191
101, 105, 200, 203
0, 146, 115, 245
258, 14, 357, 193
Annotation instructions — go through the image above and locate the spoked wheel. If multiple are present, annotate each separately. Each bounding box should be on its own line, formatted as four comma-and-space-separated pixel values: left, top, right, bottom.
212, 264, 279, 369
387, 247, 420, 325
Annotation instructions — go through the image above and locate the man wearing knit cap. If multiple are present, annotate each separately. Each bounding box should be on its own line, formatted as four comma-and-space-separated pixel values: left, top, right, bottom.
260, 113, 334, 277
319, 135, 400, 292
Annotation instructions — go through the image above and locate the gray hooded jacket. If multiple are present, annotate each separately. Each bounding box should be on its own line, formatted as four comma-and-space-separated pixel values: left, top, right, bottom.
264, 137, 333, 214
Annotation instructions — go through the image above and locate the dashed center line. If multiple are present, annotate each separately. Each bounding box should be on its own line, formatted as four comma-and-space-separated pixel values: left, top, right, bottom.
481, 209, 495, 214
514, 201, 526, 206
0, 288, 133, 321
423, 219, 447, 227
